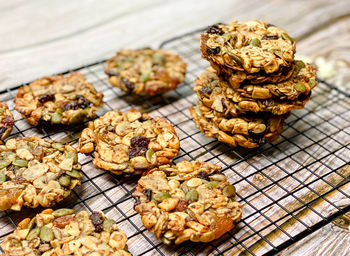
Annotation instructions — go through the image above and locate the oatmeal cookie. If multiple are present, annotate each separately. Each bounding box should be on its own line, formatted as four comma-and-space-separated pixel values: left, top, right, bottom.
189, 105, 288, 148
194, 66, 314, 116
133, 160, 242, 244
0, 102, 14, 143
79, 109, 180, 175
14, 72, 104, 126
105, 49, 187, 96
0, 208, 130, 256
200, 20, 296, 79
0, 137, 82, 211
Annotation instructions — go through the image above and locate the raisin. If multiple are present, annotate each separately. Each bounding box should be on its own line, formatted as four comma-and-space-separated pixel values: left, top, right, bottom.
53, 216, 74, 228
127, 147, 140, 159
206, 47, 220, 55
262, 35, 279, 40
62, 102, 79, 111
249, 131, 266, 145
38, 93, 54, 103
90, 211, 104, 233
1, 116, 14, 128
122, 78, 134, 92
199, 86, 213, 95
76, 95, 90, 109
175, 199, 188, 212
206, 25, 224, 35
221, 98, 228, 113
197, 172, 210, 181
14, 176, 26, 184
130, 136, 149, 149
142, 189, 152, 201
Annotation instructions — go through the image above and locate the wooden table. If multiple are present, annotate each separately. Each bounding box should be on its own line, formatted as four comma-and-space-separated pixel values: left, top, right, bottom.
0, 0, 349, 255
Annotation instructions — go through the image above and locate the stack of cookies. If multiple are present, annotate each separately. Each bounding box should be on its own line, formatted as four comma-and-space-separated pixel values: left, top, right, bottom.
190, 20, 317, 148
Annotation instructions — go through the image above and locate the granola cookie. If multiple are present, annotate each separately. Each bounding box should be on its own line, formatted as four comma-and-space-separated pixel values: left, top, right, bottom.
14, 72, 104, 126
189, 105, 288, 148
0, 102, 14, 143
133, 160, 242, 244
200, 20, 296, 80
0, 208, 130, 256
105, 49, 187, 96
79, 109, 180, 175
0, 137, 82, 211
194, 66, 314, 116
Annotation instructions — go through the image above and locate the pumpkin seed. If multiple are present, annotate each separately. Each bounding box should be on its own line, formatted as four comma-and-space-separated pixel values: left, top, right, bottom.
56, 108, 63, 115
209, 181, 219, 188
152, 192, 171, 202
185, 189, 199, 202
63, 190, 71, 198
0, 171, 6, 183
69, 111, 86, 124
294, 82, 306, 93
161, 237, 171, 245
223, 184, 236, 197
13, 159, 28, 167
58, 175, 71, 187
27, 217, 36, 230
39, 226, 54, 242
153, 53, 165, 64
281, 32, 294, 43
66, 170, 82, 179
194, 105, 202, 117
51, 112, 63, 124
52, 142, 65, 152
26, 227, 40, 241
52, 208, 75, 217
146, 149, 155, 163
309, 79, 316, 87
103, 219, 116, 232
107, 125, 114, 131
250, 38, 261, 47
140, 72, 150, 82
65, 151, 78, 164
223, 33, 231, 41
0, 159, 12, 169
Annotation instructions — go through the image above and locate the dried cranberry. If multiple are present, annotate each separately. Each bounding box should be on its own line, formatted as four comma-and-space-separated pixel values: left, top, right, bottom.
175, 199, 188, 212
142, 189, 152, 201
1, 116, 14, 128
206, 25, 224, 35
76, 95, 90, 109
199, 86, 213, 95
38, 93, 54, 103
262, 35, 279, 40
221, 98, 228, 113
197, 172, 210, 181
90, 211, 104, 233
122, 78, 134, 92
206, 47, 220, 55
62, 101, 79, 111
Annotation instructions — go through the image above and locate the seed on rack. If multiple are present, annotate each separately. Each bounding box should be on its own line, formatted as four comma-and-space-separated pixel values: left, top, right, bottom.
59, 175, 71, 187
0, 159, 11, 169
65, 151, 78, 164
152, 192, 171, 202
103, 219, 116, 233
51, 112, 63, 124
26, 227, 40, 241
66, 170, 82, 179
13, 159, 28, 167
27, 217, 36, 230
250, 38, 261, 47
39, 226, 54, 242
0, 171, 6, 183
281, 32, 294, 42
223, 185, 236, 197
209, 181, 219, 188
53, 208, 75, 217
294, 82, 306, 93
153, 53, 165, 64
185, 189, 199, 202
63, 190, 71, 198
145, 149, 155, 163
52, 142, 65, 152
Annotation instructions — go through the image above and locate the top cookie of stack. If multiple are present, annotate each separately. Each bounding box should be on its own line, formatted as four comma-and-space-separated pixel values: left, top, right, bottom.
190, 20, 317, 148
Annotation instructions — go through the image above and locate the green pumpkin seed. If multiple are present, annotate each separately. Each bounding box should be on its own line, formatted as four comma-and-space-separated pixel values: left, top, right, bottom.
308, 79, 316, 88
223, 33, 231, 41
140, 72, 150, 82
26, 227, 40, 241
0, 159, 12, 169
59, 175, 71, 187
13, 159, 28, 167
0, 171, 6, 183
185, 189, 199, 202
65, 151, 78, 164
51, 112, 63, 124
52, 142, 65, 152
250, 38, 261, 47
27, 217, 36, 230
146, 149, 155, 163
66, 170, 82, 179
63, 189, 71, 198
223, 184, 236, 197
103, 219, 116, 233
152, 192, 171, 202
209, 181, 219, 188
69, 111, 86, 124
194, 105, 202, 117
52, 208, 75, 217
281, 32, 294, 43
294, 82, 306, 93
153, 53, 165, 64
39, 226, 54, 242
56, 108, 63, 115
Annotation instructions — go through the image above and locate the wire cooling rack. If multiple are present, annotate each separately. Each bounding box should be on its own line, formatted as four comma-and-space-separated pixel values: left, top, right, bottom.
0, 27, 350, 256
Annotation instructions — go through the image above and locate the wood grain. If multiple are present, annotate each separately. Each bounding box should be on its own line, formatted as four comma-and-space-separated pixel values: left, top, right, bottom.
0, 0, 349, 255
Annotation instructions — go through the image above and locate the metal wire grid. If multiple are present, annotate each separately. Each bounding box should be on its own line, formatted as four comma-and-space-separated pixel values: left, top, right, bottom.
0, 28, 349, 256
